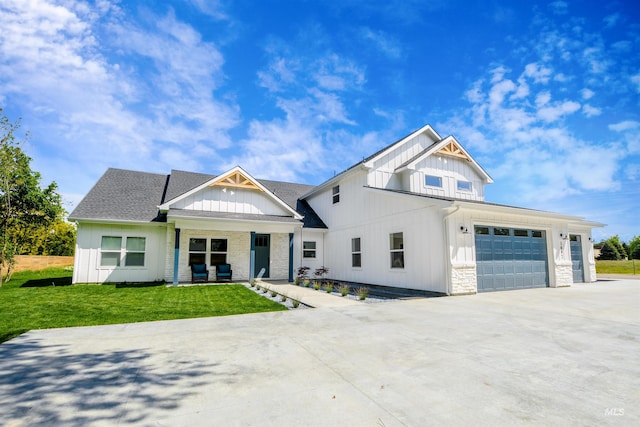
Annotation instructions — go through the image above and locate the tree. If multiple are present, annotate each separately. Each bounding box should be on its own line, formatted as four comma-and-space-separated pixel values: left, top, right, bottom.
1, 109, 64, 285
598, 241, 620, 260
605, 235, 627, 260
629, 235, 640, 260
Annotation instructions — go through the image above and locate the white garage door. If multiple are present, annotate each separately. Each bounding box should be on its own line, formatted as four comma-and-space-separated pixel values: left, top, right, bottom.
475, 226, 549, 292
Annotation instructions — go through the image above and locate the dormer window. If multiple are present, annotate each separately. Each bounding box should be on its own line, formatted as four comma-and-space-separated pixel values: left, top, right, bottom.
332, 185, 340, 204
425, 175, 442, 188
457, 180, 472, 192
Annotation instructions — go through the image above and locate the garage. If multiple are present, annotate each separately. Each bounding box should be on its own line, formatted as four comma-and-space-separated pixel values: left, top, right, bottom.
475, 225, 549, 292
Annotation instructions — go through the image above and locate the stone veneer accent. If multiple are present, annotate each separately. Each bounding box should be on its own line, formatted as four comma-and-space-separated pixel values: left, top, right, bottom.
553, 262, 573, 287
450, 265, 477, 295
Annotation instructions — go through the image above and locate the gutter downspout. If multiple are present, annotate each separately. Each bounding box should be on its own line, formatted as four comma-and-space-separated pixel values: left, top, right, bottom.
442, 205, 461, 295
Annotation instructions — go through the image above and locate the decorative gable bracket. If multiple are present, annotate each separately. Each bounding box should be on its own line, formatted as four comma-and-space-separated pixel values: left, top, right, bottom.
212, 171, 263, 191
436, 141, 470, 161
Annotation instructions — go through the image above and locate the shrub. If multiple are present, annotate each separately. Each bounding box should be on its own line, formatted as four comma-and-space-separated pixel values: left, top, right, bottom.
338, 284, 350, 297
262, 286, 269, 294
356, 287, 368, 301
250, 280, 256, 288
313, 281, 321, 290
291, 298, 300, 308
280, 294, 287, 302
325, 283, 333, 293
270, 290, 277, 298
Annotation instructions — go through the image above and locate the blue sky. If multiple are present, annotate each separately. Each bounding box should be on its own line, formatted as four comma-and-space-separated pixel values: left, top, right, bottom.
0, 0, 638, 241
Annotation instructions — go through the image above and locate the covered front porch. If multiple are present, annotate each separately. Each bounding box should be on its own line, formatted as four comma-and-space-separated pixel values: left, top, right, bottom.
164, 215, 300, 285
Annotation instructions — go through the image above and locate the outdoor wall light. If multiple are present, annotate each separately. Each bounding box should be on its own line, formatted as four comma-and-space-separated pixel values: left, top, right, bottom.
460, 225, 469, 234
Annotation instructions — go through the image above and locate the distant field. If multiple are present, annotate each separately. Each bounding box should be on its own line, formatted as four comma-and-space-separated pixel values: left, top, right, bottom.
595, 260, 639, 275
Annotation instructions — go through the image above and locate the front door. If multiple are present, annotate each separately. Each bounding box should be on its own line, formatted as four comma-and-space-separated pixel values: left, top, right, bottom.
254, 234, 270, 278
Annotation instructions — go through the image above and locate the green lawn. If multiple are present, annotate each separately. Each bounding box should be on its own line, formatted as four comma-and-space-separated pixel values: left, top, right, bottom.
595, 259, 639, 275
0, 267, 287, 343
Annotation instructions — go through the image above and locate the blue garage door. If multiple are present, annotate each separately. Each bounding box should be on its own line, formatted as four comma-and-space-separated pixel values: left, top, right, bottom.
570, 235, 584, 283
475, 226, 549, 292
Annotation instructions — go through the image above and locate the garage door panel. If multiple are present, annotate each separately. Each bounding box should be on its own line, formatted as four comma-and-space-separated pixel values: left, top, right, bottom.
475, 226, 549, 292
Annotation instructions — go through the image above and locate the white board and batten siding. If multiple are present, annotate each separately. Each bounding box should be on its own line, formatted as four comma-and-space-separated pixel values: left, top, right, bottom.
367, 132, 439, 190
73, 223, 167, 283
405, 156, 485, 201
306, 170, 447, 293
171, 186, 291, 216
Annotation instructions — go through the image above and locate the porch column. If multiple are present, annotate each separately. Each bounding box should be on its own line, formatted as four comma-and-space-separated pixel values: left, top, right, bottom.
288, 233, 294, 282
249, 231, 256, 282
172, 228, 181, 285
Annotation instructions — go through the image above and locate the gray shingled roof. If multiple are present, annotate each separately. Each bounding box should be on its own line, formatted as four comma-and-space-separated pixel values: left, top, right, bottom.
69, 168, 168, 222
70, 168, 327, 228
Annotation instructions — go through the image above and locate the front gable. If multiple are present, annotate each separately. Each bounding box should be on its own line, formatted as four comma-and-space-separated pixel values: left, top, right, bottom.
159, 167, 303, 220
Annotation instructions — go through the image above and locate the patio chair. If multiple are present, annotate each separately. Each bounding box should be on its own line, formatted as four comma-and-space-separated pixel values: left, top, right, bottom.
216, 264, 233, 282
191, 263, 209, 283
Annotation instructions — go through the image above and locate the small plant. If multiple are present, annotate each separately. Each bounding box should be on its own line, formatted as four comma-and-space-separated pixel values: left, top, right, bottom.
291, 297, 301, 308
325, 283, 333, 293
313, 281, 321, 290
356, 287, 368, 301
338, 284, 350, 297
270, 290, 277, 297
296, 266, 310, 282
262, 286, 269, 294
250, 280, 256, 288
256, 285, 261, 291
314, 266, 330, 283
280, 294, 287, 302
294, 277, 301, 286
304, 279, 311, 287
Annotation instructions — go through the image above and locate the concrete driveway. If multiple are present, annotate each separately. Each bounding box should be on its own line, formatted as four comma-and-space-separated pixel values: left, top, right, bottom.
1, 280, 638, 426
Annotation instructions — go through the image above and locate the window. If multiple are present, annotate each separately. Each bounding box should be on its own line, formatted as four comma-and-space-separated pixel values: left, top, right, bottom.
514, 229, 529, 237
475, 226, 490, 235
100, 236, 145, 267
494, 228, 510, 236
425, 175, 442, 188
532, 230, 543, 238
210, 239, 228, 266
125, 237, 146, 266
352, 238, 361, 267
389, 232, 404, 269
457, 180, 472, 191
332, 185, 340, 204
189, 238, 207, 265
101, 236, 122, 267
303, 241, 316, 258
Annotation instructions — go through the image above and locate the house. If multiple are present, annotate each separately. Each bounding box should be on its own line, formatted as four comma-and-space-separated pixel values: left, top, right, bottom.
69, 124, 603, 294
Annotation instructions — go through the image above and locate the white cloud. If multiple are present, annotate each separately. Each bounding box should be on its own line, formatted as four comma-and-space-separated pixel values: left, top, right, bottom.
580, 88, 594, 99
582, 104, 601, 117
359, 27, 402, 59
603, 13, 620, 29
537, 100, 581, 122
609, 121, 640, 132
524, 63, 553, 84
549, 1, 568, 15
631, 73, 640, 93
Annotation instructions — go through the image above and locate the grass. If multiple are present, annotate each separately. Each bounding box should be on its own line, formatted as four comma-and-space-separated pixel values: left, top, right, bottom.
0, 267, 287, 344
596, 260, 639, 275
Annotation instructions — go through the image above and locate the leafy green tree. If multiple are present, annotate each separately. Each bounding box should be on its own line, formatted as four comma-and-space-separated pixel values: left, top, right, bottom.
598, 241, 620, 260
1, 109, 64, 285
605, 235, 627, 260
629, 235, 640, 260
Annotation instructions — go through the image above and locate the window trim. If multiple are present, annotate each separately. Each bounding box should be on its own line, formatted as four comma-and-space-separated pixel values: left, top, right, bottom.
332, 185, 340, 204
457, 180, 472, 192
351, 237, 361, 268
99, 235, 146, 269
303, 241, 317, 258
389, 232, 405, 269
425, 175, 443, 188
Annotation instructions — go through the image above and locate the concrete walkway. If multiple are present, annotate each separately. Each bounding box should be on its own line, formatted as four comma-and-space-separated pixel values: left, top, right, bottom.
256, 280, 361, 308
0, 279, 638, 426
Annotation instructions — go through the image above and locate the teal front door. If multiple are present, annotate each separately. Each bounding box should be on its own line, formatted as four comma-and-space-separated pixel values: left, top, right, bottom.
254, 234, 270, 278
